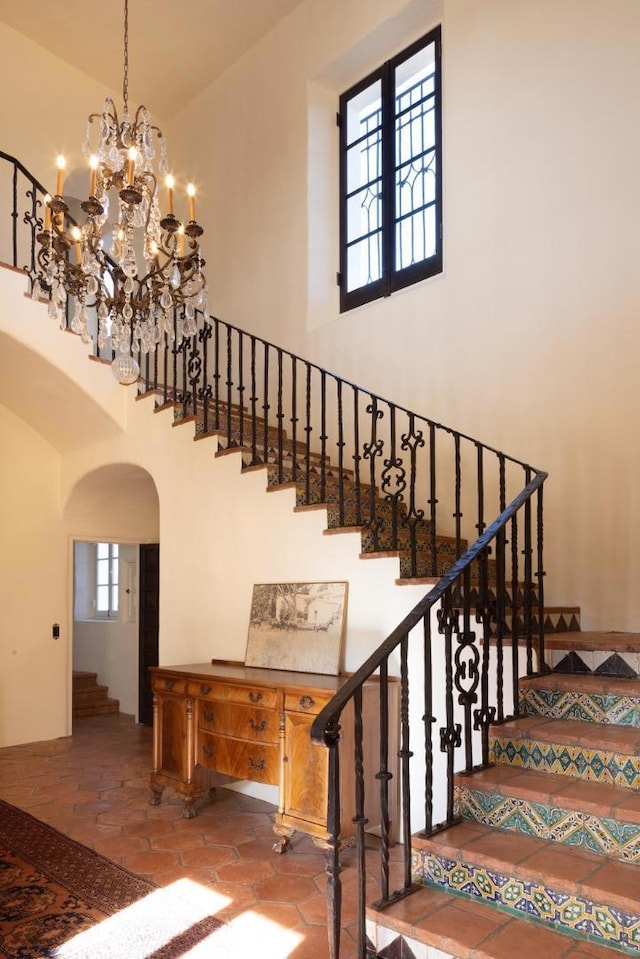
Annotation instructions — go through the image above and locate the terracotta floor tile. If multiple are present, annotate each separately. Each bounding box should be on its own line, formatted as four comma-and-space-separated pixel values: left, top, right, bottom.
216, 857, 276, 883
120, 848, 180, 875
180, 845, 240, 870
253, 873, 318, 903
92, 834, 149, 858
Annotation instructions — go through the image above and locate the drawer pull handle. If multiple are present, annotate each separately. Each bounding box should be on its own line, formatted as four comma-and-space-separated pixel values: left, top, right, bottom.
248, 692, 263, 704
202, 745, 213, 758
248, 757, 265, 771
200, 685, 212, 695
203, 710, 214, 723
166, 679, 175, 690
299, 695, 316, 709
249, 719, 267, 732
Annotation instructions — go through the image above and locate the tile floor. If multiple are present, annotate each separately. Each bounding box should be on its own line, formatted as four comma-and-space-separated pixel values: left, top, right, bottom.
0, 712, 401, 959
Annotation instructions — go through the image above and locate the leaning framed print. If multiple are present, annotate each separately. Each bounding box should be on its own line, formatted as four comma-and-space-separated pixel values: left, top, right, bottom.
244, 581, 348, 675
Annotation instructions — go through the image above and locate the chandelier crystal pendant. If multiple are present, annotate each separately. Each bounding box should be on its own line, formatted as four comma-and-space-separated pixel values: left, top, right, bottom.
35, 0, 207, 385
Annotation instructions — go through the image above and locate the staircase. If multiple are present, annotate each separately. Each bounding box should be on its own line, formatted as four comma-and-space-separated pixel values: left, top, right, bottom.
72, 671, 119, 719
367, 632, 640, 958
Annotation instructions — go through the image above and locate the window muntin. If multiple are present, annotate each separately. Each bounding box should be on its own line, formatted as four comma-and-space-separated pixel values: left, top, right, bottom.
96, 542, 118, 618
339, 28, 442, 311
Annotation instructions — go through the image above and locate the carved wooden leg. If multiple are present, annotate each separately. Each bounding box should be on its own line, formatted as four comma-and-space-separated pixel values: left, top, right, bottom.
182, 795, 198, 819
272, 822, 294, 854
149, 781, 164, 806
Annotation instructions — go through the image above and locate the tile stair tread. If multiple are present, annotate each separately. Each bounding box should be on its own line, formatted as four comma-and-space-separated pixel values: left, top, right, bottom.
545, 631, 640, 653
492, 714, 640, 755
367, 882, 621, 959
520, 672, 640, 697
413, 820, 639, 915
454, 764, 640, 823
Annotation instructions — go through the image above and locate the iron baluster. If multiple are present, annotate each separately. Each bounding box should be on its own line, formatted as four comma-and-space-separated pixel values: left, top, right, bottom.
456, 564, 478, 773
213, 319, 221, 432
225, 324, 233, 448
400, 413, 425, 579
474, 546, 496, 767
320, 370, 327, 502
476, 442, 485, 537
323, 718, 342, 959
237, 332, 245, 448
423, 613, 435, 835
495, 525, 506, 721
353, 387, 363, 527
398, 634, 414, 890
454, 432, 463, 558
11, 161, 18, 267
536, 483, 547, 672
198, 322, 213, 433
262, 343, 270, 464
276, 348, 284, 484
363, 395, 384, 551
438, 589, 461, 825
511, 514, 520, 714
351, 686, 367, 958
381, 404, 404, 551
523, 466, 533, 674
290, 357, 299, 482
336, 379, 345, 527
375, 659, 391, 903
304, 363, 312, 504
250, 336, 258, 465
429, 422, 437, 575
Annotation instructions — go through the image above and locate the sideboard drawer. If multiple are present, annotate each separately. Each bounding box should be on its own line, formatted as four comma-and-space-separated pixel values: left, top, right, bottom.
188, 679, 277, 709
197, 700, 279, 744
284, 690, 331, 714
152, 675, 188, 695
198, 732, 279, 785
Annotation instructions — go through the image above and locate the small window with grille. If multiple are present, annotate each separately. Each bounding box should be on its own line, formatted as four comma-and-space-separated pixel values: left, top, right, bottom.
96, 542, 119, 618
338, 27, 442, 312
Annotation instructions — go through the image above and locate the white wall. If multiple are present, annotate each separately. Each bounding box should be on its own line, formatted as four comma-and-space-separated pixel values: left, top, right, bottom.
0, 403, 67, 746
166, 0, 640, 631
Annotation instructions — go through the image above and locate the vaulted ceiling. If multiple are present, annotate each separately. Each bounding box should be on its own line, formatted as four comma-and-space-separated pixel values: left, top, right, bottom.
0, 0, 305, 119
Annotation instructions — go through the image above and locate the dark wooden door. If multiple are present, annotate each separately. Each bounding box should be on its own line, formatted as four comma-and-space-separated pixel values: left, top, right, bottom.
138, 543, 160, 726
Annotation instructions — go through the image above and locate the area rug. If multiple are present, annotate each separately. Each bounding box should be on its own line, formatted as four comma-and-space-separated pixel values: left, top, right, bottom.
0, 800, 224, 958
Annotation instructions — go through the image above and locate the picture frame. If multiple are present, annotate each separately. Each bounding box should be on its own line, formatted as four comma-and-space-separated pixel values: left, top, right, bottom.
244, 581, 348, 675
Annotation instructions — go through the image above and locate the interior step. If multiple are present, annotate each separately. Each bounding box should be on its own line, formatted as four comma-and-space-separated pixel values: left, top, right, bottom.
520, 673, 640, 726
367, 880, 625, 958
545, 632, 640, 680
412, 820, 640, 954
490, 715, 640, 789
454, 764, 640, 864
71, 670, 119, 719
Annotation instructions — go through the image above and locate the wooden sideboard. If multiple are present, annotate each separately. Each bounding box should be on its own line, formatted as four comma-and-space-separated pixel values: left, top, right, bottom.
149, 662, 398, 852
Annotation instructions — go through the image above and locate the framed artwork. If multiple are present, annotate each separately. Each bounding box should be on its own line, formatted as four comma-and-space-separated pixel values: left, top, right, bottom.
244, 582, 348, 675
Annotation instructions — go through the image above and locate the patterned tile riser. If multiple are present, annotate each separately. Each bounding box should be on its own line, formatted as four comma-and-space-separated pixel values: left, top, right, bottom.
490, 736, 640, 789
412, 850, 640, 954
519, 688, 640, 727
454, 785, 640, 864
549, 649, 640, 681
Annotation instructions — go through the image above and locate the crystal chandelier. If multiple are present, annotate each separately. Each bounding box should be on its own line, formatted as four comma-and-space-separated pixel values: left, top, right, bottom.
36, 0, 207, 385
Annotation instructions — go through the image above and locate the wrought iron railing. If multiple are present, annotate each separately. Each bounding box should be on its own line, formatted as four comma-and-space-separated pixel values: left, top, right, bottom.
1, 149, 548, 959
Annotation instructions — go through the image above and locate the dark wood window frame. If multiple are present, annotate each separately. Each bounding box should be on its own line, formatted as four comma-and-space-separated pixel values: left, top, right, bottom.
338, 27, 443, 313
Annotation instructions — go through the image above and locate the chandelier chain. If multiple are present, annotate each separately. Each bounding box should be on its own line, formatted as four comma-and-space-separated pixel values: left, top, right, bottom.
123, 0, 129, 117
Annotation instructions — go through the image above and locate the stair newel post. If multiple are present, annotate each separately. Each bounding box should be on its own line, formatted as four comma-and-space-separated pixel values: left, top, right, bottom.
323, 716, 343, 959
453, 432, 463, 559
353, 387, 363, 527
438, 587, 462, 826
304, 363, 312, 504
249, 335, 258, 463
523, 466, 534, 675
236, 332, 245, 448
536, 482, 546, 672
320, 369, 327, 502
336, 378, 345, 527
262, 342, 270, 464
510, 513, 521, 715
290, 357, 299, 482
422, 611, 435, 835
225, 324, 233, 447
276, 348, 284, 483
398, 634, 414, 890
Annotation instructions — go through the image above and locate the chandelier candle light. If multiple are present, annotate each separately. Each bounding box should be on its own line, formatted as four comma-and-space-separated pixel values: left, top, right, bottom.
35, 0, 207, 385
